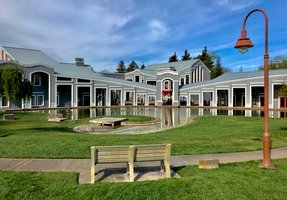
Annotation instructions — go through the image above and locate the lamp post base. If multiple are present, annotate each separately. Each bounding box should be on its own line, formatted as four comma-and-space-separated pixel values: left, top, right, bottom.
258, 161, 275, 169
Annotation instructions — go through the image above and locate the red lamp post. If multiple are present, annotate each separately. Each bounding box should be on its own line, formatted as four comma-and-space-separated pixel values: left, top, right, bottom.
234, 8, 274, 169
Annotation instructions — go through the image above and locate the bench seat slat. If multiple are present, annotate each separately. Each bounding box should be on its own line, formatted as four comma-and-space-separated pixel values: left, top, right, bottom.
136, 153, 165, 158
136, 150, 165, 154
98, 151, 130, 156
135, 156, 166, 162
97, 159, 129, 163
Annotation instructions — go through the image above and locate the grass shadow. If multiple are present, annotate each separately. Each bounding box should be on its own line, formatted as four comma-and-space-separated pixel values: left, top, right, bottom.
21, 127, 74, 133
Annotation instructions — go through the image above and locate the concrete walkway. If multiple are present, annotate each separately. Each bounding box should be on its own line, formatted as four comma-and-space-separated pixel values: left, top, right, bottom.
1, 147, 287, 184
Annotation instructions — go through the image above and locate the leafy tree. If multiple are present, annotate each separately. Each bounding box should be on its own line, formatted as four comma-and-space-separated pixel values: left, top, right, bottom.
127, 60, 138, 72
116, 60, 126, 73
194, 46, 214, 72
181, 50, 191, 61
211, 57, 224, 79
258, 55, 287, 70
168, 52, 178, 62
278, 84, 287, 97
0, 63, 33, 102
140, 63, 146, 70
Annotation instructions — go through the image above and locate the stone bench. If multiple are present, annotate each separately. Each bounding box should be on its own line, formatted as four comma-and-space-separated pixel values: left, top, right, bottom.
3, 114, 15, 121
48, 113, 67, 122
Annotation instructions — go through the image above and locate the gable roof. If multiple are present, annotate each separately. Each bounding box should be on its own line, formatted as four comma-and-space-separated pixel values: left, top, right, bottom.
146, 59, 206, 72
180, 69, 287, 91
1, 46, 156, 91
2, 46, 57, 66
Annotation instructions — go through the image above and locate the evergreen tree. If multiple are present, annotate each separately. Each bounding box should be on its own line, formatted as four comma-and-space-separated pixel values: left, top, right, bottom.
116, 60, 126, 73
194, 46, 214, 72
168, 52, 178, 62
140, 63, 146, 70
181, 50, 191, 61
127, 60, 138, 72
212, 57, 224, 79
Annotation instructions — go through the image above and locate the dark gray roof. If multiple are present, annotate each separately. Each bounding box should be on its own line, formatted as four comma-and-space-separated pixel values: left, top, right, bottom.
2, 46, 57, 66
147, 59, 200, 71
2, 46, 156, 91
47, 63, 156, 90
180, 69, 287, 90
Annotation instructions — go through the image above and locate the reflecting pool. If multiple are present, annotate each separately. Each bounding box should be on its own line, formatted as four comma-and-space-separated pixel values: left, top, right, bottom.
54, 107, 286, 134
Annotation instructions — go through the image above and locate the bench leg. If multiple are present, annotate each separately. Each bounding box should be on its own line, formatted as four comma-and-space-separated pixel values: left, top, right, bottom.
164, 160, 171, 178
128, 162, 134, 182
91, 147, 96, 184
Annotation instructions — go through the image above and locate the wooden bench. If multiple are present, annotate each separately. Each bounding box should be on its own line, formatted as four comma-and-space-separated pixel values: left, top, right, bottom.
90, 144, 171, 183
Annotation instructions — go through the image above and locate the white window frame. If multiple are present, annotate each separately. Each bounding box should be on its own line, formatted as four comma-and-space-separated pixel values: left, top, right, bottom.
136, 93, 146, 105
185, 74, 190, 84
180, 77, 185, 86
37, 95, 44, 106
148, 95, 156, 105
31, 95, 36, 106
33, 74, 41, 86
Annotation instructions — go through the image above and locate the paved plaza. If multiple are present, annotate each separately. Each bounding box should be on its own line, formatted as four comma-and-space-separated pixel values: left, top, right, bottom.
1, 147, 286, 184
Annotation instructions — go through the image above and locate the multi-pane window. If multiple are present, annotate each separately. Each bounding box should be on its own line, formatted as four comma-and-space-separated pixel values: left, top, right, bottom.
33, 74, 41, 86
31, 95, 44, 106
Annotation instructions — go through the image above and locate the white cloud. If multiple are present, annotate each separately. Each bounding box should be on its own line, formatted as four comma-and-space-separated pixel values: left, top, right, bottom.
147, 19, 169, 41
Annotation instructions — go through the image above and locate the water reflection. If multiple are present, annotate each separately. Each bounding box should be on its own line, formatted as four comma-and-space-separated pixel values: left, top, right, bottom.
57, 107, 286, 131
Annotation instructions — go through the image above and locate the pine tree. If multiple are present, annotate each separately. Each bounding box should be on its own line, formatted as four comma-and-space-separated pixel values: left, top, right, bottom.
211, 57, 223, 79
127, 60, 138, 72
168, 52, 178, 62
181, 50, 191, 61
140, 63, 146, 70
116, 60, 126, 73
194, 46, 214, 72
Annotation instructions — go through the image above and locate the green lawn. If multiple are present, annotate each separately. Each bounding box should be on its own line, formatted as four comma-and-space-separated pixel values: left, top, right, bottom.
1, 159, 287, 200
0, 111, 287, 158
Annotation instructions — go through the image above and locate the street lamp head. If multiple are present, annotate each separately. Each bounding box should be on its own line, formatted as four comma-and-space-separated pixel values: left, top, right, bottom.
234, 29, 254, 54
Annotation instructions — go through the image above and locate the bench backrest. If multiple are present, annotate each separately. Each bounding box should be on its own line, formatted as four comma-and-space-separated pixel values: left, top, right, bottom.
91, 144, 171, 164
134, 144, 171, 162
91, 145, 133, 164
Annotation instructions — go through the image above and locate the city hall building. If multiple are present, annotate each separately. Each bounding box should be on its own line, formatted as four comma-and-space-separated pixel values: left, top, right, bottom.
1, 46, 287, 110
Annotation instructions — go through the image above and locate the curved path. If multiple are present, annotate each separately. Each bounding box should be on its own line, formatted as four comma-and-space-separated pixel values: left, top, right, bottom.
1, 147, 287, 184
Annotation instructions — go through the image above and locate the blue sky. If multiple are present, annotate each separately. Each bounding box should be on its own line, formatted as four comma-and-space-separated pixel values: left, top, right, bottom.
0, 0, 286, 72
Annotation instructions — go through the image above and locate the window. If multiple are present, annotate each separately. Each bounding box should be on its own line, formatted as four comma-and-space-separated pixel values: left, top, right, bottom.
31, 95, 36, 106
148, 95, 156, 105
147, 81, 156, 86
77, 79, 90, 83
180, 78, 185, 86
2, 96, 8, 107
125, 92, 134, 105
180, 96, 187, 106
186, 75, 190, 84
31, 95, 44, 107
33, 74, 41, 86
37, 95, 44, 106
110, 89, 121, 106
57, 77, 72, 81
135, 76, 140, 82
137, 94, 146, 105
